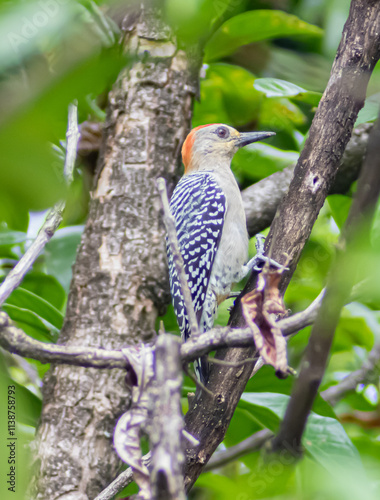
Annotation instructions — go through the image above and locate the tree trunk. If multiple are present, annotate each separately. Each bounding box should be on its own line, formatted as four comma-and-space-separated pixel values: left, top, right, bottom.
30, 7, 199, 499
183, 0, 380, 491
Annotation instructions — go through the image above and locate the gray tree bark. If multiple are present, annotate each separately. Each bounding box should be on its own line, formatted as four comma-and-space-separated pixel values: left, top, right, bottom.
183, 0, 380, 490
29, 7, 199, 499
271, 107, 380, 454
243, 122, 372, 238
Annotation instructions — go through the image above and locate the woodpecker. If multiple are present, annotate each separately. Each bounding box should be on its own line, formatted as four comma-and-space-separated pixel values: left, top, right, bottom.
167, 124, 275, 383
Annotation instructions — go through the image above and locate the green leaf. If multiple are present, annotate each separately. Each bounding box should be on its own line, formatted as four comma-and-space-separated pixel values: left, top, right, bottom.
0, 371, 41, 427
156, 304, 180, 335
254, 78, 322, 106
0, 40, 124, 214
259, 97, 306, 131
165, 0, 226, 42
305, 413, 362, 469
193, 81, 231, 127
254, 78, 306, 97
245, 365, 295, 394
205, 10, 323, 61
214, 296, 233, 326
328, 194, 352, 230
352, 435, 380, 461
240, 394, 281, 432
19, 272, 66, 311
244, 366, 336, 419
2, 304, 57, 342
196, 466, 295, 498
333, 313, 374, 352
44, 226, 84, 292
240, 392, 361, 469
0, 228, 26, 246
194, 473, 247, 498
341, 391, 377, 412
0, 193, 30, 231
225, 407, 263, 447
355, 93, 380, 126
267, 46, 331, 94
194, 63, 263, 127
205, 64, 262, 126
0, 245, 19, 260
232, 143, 298, 181
5, 288, 64, 330
0, 1, 76, 75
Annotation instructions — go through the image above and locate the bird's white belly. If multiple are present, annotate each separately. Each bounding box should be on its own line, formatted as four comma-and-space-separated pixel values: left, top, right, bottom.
209, 221, 248, 299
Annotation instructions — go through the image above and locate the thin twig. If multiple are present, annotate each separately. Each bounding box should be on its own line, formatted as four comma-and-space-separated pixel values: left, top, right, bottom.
205, 347, 379, 472
63, 101, 80, 184
183, 362, 214, 397
157, 177, 199, 338
98, 337, 380, 499
94, 469, 133, 500
279, 289, 325, 337
94, 453, 151, 500
0, 102, 79, 307
0, 312, 127, 369
183, 2, 380, 487
321, 342, 380, 406
0, 284, 355, 370
271, 107, 380, 455
205, 429, 272, 471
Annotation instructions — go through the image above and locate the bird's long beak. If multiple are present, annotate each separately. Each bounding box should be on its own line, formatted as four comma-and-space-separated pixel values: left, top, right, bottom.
236, 131, 275, 148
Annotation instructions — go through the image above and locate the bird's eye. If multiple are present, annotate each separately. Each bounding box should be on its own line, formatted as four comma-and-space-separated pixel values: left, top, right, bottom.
216, 126, 229, 139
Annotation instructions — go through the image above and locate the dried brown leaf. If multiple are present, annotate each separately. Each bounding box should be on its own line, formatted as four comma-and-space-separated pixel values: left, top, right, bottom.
242, 270, 288, 376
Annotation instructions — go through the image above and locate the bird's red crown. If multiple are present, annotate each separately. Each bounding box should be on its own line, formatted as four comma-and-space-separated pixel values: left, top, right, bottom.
182, 124, 218, 173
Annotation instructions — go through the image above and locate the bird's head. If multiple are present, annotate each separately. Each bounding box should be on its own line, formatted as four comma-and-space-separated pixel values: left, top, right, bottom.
181, 124, 275, 174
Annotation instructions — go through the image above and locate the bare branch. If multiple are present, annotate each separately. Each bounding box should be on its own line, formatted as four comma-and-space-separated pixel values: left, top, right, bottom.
261, 5, 380, 292
321, 342, 380, 406
271, 106, 380, 454
157, 177, 199, 338
0, 286, 349, 370
0, 310, 249, 369
94, 454, 151, 500
63, 101, 80, 184
279, 289, 325, 337
182, 0, 380, 489
150, 334, 186, 500
0, 102, 79, 307
96, 335, 380, 498
205, 339, 380, 472
94, 469, 133, 500
0, 312, 127, 368
205, 429, 272, 472
243, 123, 373, 238
0, 315, 297, 370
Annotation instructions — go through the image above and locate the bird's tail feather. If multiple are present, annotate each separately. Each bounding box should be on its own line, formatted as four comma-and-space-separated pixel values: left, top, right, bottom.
194, 355, 209, 385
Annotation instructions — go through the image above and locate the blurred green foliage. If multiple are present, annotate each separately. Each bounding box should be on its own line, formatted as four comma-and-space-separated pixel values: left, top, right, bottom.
0, 0, 380, 499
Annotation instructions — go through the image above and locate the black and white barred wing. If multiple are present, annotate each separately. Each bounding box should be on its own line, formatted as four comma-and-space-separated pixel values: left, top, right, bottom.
167, 171, 226, 341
